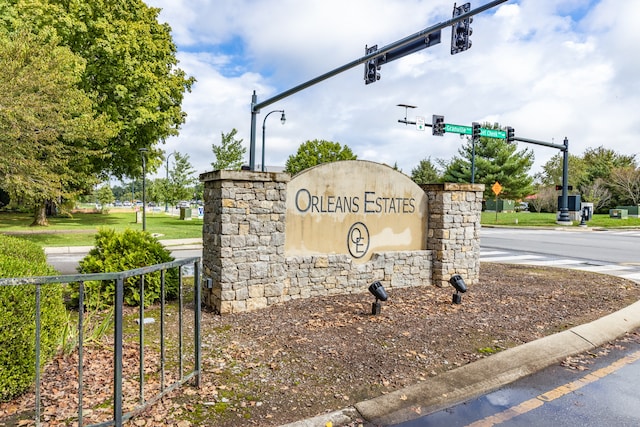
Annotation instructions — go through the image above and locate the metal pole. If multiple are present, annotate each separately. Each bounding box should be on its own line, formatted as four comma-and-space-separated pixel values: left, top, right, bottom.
139, 149, 147, 231
471, 137, 476, 184
249, 91, 258, 170
194, 261, 202, 387
248, 0, 509, 162
165, 152, 175, 213
557, 137, 571, 224
114, 278, 124, 427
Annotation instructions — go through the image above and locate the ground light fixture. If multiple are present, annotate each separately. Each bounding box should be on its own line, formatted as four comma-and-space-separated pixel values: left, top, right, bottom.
368, 281, 388, 315
449, 274, 467, 304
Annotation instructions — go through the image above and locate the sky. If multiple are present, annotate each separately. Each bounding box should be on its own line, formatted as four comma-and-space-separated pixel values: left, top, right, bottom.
143, 0, 639, 179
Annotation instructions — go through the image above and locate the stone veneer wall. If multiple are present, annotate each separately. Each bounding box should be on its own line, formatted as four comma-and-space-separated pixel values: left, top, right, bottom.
422, 183, 485, 287
200, 170, 483, 314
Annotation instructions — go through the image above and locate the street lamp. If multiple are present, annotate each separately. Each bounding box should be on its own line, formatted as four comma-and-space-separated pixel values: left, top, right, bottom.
165, 151, 175, 213
261, 110, 286, 172
139, 148, 148, 231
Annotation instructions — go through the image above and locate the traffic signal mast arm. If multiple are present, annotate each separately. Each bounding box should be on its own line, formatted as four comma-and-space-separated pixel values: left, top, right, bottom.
248, 0, 509, 169
512, 135, 567, 151
251, 0, 508, 113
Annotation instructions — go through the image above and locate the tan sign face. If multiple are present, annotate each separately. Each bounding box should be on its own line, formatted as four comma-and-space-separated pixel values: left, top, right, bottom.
285, 160, 428, 262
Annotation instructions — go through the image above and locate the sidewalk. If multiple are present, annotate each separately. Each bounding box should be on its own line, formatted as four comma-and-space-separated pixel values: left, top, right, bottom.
43, 237, 203, 255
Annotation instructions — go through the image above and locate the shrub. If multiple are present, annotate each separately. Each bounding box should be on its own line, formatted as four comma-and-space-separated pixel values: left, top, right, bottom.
76, 228, 179, 309
0, 235, 65, 402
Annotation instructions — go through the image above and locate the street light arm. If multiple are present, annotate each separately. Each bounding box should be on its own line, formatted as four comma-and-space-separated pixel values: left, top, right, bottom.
261, 110, 286, 172
262, 109, 285, 128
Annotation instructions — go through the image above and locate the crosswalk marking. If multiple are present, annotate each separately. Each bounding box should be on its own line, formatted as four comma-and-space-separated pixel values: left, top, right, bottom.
574, 264, 633, 272
522, 259, 586, 266
620, 272, 640, 281
480, 254, 545, 262
480, 249, 640, 283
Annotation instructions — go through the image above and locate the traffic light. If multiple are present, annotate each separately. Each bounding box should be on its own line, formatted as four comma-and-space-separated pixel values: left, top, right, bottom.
451, 2, 473, 55
432, 115, 445, 136
555, 185, 573, 191
364, 45, 381, 85
472, 122, 481, 139
506, 126, 515, 143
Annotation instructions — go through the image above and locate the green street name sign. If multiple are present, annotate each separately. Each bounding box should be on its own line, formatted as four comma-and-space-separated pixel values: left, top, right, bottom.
444, 123, 471, 135
444, 123, 506, 139
482, 128, 507, 139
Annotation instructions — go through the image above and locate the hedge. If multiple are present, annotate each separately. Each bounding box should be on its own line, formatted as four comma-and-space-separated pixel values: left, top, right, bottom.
0, 235, 66, 402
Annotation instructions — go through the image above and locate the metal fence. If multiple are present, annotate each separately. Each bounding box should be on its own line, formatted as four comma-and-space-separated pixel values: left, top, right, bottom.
0, 257, 202, 426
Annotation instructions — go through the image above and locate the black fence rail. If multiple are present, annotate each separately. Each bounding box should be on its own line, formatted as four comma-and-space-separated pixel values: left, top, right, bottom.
0, 257, 202, 426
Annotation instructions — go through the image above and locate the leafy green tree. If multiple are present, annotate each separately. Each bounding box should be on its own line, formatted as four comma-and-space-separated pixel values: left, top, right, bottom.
211, 128, 246, 171
1, 0, 194, 180
285, 139, 357, 176
582, 147, 636, 184
0, 29, 114, 225
95, 185, 115, 213
167, 152, 197, 205
537, 147, 636, 209
411, 158, 441, 184
536, 153, 586, 189
441, 124, 534, 200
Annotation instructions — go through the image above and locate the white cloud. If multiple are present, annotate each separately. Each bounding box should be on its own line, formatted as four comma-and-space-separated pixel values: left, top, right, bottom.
145, 0, 640, 181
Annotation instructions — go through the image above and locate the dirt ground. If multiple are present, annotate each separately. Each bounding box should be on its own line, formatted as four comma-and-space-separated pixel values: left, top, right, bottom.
2, 263, 640, 427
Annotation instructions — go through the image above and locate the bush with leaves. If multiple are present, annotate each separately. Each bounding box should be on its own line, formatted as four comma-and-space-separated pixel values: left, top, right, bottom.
76, 228, 179, 309
0, 235, 66, 402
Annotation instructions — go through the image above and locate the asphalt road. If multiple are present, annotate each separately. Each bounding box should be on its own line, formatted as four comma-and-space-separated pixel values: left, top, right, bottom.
46, 246, 202, 274
480, 227, 640, 265
394, 333, 640, 427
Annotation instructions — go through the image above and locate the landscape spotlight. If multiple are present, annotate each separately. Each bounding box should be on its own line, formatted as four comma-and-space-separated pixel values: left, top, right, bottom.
368, 281, 388, 315
449, 274, 467, 304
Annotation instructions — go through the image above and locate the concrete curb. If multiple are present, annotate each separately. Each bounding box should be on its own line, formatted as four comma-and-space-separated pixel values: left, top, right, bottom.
281, 300, 640, 427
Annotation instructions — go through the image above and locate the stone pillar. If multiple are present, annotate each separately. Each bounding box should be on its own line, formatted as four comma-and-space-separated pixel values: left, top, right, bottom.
200, 170, 289, 313
422, 183, 484, 287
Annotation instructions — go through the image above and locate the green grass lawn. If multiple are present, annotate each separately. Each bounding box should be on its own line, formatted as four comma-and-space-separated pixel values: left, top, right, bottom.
3, 209, 640, 249
482, 211, 640, 228
0, 211, 203, 246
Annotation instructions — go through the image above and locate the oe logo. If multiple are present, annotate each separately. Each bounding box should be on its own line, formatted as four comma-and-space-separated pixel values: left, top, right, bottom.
347, 222, 370, 259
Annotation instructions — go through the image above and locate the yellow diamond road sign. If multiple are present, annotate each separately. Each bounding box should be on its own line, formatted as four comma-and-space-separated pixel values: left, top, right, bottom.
492, 181, 503, 195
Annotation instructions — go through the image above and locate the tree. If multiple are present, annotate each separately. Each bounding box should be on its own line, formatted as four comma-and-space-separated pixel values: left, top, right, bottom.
529, 186, 557, 213
579, 178, 611, 212
609, 167, 640, 206
95, 185, 115, 213
582, 147, 636, 184
1, 0, 194, 180
285, 139, 357, 176
441, 124, 535, 200
211, 129, 246, 171
0, 29, 115, 225
411, 158, 441, 184
167, 152, 197, 205
536, 153, 586, 189
538, 147, 637, 209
